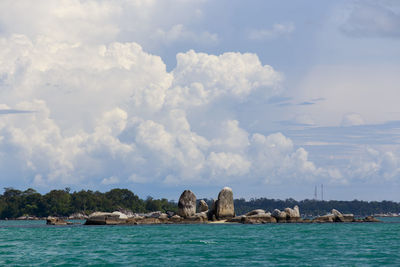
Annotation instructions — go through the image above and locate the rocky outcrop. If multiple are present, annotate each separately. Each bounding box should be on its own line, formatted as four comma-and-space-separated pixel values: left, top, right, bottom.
198, 200, 209, 212
272, 209, 287, 222
186, 212, 208, 223
215, 187, 235, 219
245, 209, 265, 216
284, 206, 301, 222
312, 214, 335, 223
331, 209, 345, 222
178, 190, 197, 218
170, 215, 182, 223
84, 211, 128, 225
363, 216, 381, 222
46, 216, 73, 225
242, 213, 277, 224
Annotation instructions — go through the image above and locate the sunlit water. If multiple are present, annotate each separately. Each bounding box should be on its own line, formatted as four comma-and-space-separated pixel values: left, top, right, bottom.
1, 218, 399, 266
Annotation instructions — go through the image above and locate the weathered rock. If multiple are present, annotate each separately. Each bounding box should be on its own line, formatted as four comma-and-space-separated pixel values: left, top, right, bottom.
285, 206, 301, 222
272, 209, 287, 222
363, 216, 381, 222
245, 209, 265, 216
198, 200, 209, 212
207, 199, 217, 220
293, 205, 300, 217
227, 215, 246, 223
132, 217, 162, 225
178, 190, 197, 218
331, 209, 345, 222
112, 211, 128, 219
85, 212, 127, 225
170, 214, 182, 223
342, 214, 355, 222
46, 216, 72, 225
312, 214, 334, 223
166, 211, 175, 217
186, 212, 208, 223
215, 187, 235, 219
243, 213, 277, 224
158, 213, 169, 220
145, 211, 163, 218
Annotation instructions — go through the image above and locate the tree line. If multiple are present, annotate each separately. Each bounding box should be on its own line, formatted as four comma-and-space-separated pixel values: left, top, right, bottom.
1, 188, 399, 219
0, 188, 177, 219
233, 198, 400, 217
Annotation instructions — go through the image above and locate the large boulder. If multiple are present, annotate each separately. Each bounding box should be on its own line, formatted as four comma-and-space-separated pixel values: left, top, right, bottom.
215, 187, 235, 219
85, 212, 127, 225
112, 211, 128, 219
272, 209, 287, 222
178, 190, 197, 218
245, 209, 265, 216
285, 206, 301, 222
46, 216, 73, 225
331, 209, 345, 222
293, 205, 300, 217
198, 200, 209, 212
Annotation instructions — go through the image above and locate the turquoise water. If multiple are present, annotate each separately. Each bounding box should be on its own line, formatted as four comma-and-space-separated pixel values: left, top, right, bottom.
1, 218, 400, 266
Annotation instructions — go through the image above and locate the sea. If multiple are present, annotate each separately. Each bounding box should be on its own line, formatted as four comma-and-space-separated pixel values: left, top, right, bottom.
1, 218, 399, 266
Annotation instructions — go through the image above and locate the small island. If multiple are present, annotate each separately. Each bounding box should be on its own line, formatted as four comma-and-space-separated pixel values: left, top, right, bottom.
47, 187, 380, 226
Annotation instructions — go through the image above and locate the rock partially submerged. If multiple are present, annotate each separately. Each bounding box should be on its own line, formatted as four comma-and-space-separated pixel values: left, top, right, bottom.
312, 209, 379, 223
46, 216, 74, 225
84, 212, 128, 225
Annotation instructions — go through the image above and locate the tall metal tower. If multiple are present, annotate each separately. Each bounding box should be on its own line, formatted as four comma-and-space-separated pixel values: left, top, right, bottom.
321, 184, 324, 201
314, 185, 317, 200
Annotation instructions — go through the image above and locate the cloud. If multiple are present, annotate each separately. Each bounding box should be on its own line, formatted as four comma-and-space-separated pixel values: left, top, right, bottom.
341, 113, 365, 127
0, 28, 331, 189
151, 24, 219, 46
248, 23, 295, 40
0, 0, 212, 49
346, 147, 400, 182
340, 2, 400, 38
0, 0, 373, 193
101, 176, 120, 185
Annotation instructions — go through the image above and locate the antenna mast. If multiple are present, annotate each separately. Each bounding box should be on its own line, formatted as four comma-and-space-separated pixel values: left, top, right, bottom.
321, 184, 324, 201
314, 185, 317, 200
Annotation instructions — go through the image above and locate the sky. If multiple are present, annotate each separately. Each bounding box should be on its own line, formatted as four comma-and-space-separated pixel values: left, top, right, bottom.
0, 0, 400, 201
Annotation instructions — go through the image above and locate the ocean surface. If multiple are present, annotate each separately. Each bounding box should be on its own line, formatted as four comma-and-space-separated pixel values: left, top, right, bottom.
1, 218, 399, 266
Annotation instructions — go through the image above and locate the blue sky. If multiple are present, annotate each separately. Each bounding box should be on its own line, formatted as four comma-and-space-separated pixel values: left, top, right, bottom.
0, 0, 399, 201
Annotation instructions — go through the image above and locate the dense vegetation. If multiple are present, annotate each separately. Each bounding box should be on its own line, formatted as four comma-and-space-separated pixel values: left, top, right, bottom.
0, 188, 177, 219
1, 188, 399, 219
233, 198, 400, 217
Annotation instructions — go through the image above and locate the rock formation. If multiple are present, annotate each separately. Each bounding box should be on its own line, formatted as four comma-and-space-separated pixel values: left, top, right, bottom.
215, 187, 235, 219
245, 209, 265, 216
272, 209, 287, 222
178, 190, 197, 218
46, 216, 73, 225
198, 200, 209, 212
84, 211, 128, 225
285, 206, 301, 222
